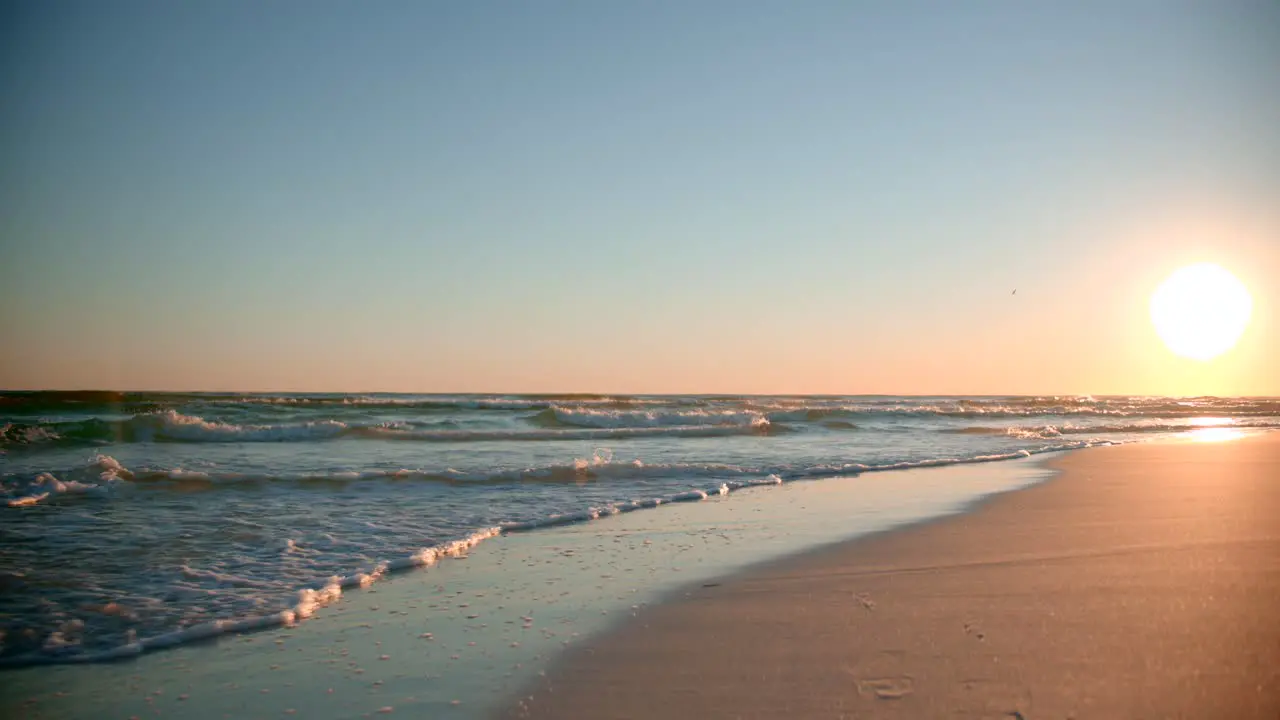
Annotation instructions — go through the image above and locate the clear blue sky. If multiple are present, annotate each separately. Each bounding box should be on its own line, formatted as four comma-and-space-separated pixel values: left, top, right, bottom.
2, 1, 1277, 394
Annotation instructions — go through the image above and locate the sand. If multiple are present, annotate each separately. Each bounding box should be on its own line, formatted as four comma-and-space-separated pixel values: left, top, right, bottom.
503, 433, 1280, 719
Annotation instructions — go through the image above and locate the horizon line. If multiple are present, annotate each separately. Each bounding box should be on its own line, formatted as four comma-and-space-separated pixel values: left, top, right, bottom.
1, 388, 1272, 400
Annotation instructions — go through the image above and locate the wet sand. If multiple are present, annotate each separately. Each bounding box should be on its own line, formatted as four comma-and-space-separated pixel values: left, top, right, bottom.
503, 433, 1280, 719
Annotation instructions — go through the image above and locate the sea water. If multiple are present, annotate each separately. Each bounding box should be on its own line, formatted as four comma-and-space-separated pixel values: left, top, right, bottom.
2, 392, 1277, 666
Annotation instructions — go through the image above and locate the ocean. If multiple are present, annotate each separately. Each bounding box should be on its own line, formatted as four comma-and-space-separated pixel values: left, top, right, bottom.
2, 391, 1278, 668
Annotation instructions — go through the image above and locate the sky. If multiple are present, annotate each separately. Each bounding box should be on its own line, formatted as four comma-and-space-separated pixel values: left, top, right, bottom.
1, 1, 1277, 396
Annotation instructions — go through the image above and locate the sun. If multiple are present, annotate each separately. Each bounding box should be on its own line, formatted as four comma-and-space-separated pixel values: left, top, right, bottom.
1150, 263, 1252, 361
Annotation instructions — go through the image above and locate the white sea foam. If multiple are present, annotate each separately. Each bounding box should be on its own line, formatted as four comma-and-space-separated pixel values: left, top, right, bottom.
0, 422, 62, 445
545, 407, 770, 429
3, 409, 788, 449
293, 579, 343, 620
359, 423, 773, 442
2, 455, 127, 506
0, 527, 507, 667
943, 418, 1280, 440
7, 493, 48, 507
133, 410, 349, 442
215, 394, 672, 411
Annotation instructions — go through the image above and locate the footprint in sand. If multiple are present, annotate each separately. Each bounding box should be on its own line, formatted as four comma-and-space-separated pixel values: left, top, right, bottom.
856, 676, 914, 700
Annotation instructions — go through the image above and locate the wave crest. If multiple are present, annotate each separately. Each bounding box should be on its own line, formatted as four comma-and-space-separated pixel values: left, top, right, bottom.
4, 440, 1119, 507
532, 406, 771, 430
0, 409, 791, 449
942, 418, 1280, 440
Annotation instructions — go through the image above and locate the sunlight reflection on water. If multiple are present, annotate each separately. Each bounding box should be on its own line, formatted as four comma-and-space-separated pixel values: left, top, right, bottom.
1188, 427, 1247, 443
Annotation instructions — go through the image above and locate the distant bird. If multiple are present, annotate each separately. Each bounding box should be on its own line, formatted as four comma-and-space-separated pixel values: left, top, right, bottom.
1012, 289, 1017, 295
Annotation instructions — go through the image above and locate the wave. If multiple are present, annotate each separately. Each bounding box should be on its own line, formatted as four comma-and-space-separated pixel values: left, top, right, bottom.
6, 394, 1280, 436
3, 439, 1116, 508
532, 406, 771, 429
0, 412, 348, 447
942, 425, 1066, 439
6, 397, 1278, 451
532, 401, 1280, 431
941, 418, 1280, 440
226, 395, 661, 410
0, 410, 789, 450
499, 446, 1110, 533
2, 454, 770, 504
3, 455, 130, 506
359, 423, 782, 442
765, 403, 1280, 420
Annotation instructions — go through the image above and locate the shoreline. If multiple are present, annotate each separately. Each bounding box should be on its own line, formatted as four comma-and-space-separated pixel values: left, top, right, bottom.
0, 441, 1083, 671
1, 445, 1063, 718
7, 433, 1273, 719
501, 432, 1280, 719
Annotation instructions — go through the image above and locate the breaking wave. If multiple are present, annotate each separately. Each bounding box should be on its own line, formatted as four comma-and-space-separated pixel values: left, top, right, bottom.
532, 407, 769, 429
942, 418, 1280, 440
2, 440, 1110, 508
0, 526, 503, 667
0, 410, 793, 450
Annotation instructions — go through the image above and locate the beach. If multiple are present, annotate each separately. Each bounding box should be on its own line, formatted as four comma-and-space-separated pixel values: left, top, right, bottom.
0, 449, 1056, 719
505, 432, 1280, 719
3, 406, 1277, 719
7, 1, 1279, 717
8, 392, 1200, 671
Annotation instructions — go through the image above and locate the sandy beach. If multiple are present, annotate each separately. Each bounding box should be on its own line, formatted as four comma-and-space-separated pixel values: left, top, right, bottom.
7, 2, 1279, 717
504, 432, 1280, 719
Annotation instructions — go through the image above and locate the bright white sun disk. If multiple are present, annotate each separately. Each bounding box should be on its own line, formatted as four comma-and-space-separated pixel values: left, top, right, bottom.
1149, 263, 1252, 361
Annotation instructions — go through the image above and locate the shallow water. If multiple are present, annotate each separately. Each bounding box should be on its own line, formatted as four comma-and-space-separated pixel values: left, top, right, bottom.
2, 392, 1276, 664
